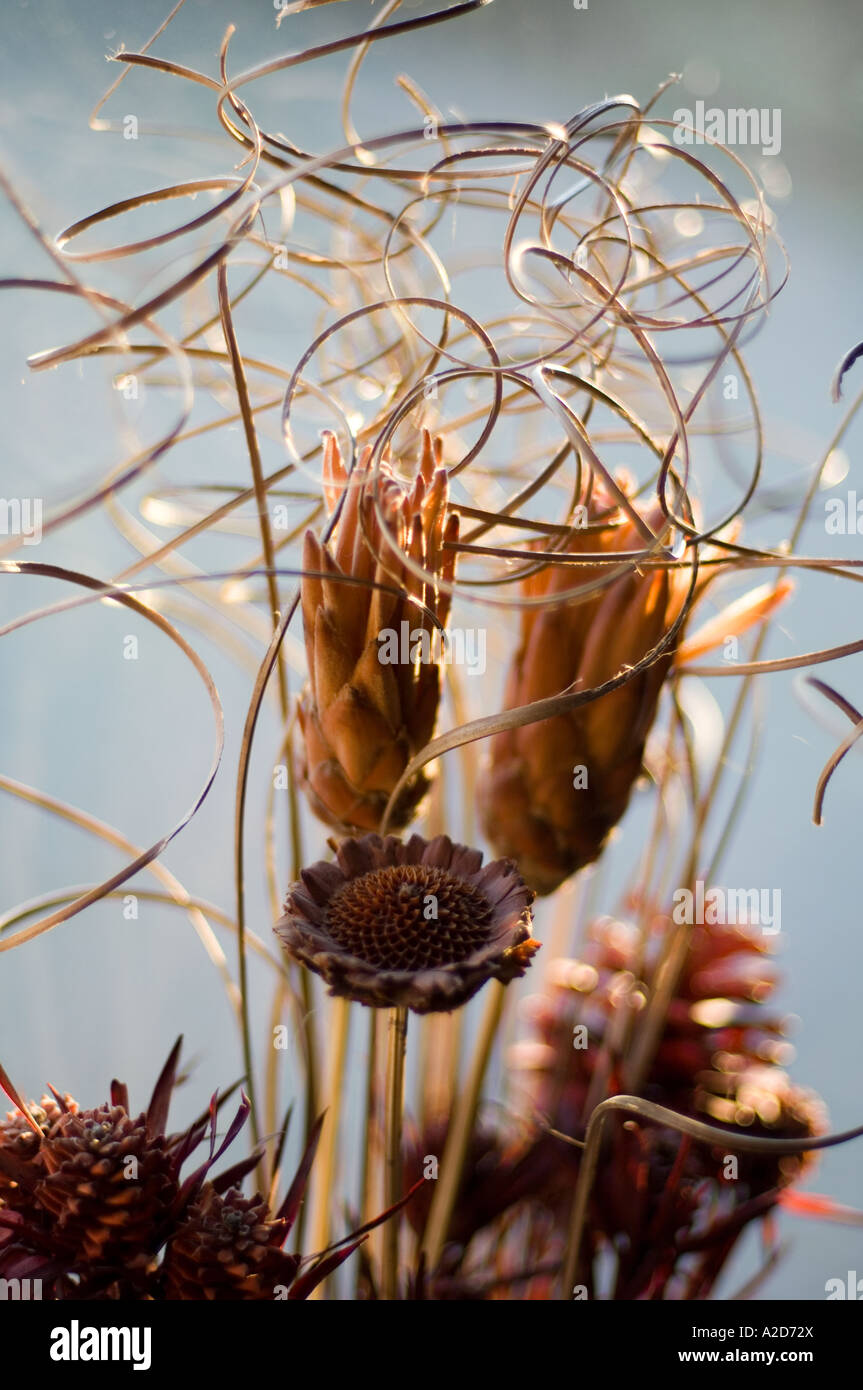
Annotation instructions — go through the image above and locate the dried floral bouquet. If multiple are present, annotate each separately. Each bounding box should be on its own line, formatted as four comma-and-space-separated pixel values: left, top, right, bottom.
2, 0, 863, 1304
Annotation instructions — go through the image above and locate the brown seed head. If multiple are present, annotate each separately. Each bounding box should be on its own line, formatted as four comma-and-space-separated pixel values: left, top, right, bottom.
298, 430, 458, 834
276, 832, 539, 1013
325, 864, 494, 971
162, 1186, 298, 1301
479, 480, 688, 894
34, 1105, 178, 1269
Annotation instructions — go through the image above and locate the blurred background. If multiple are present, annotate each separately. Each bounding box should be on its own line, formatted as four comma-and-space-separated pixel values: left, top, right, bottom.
0, 0, 861, 1299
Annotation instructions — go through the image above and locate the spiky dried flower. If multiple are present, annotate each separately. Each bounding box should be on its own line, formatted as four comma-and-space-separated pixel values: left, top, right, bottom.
32, 1104, 178, 1273
298, 431, 458, 834
394, 915, 825, 1301
0, 1044, 367, 1299
402, 1114, 549, 1282
478, 482, 690, 895
512, 915, 825, 1157
508, 913, 825, 1298
161, 1186, 301, 1301
0, 1071, 179, 1296
276, 832, 539, 1013
0, 1096, 73, 1207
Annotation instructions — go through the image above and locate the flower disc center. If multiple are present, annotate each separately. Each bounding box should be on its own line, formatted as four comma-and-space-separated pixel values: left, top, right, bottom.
325, 864, 493, 971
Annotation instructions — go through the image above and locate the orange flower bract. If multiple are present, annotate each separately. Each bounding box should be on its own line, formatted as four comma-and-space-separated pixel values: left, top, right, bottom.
298, 431, 458, 834
478, 484, 689, 894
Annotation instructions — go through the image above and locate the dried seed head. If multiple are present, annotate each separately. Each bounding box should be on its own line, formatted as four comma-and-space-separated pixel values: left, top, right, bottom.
0, 1096, 74, 1219
0, 1044, 357, 1301
325, 865, 493, 971
479, 482, 688, 894
34, 1105, 177, 1269
162, 1186, 299, 1301
276, 832, 539, 1013
512, 913, 825, 1206
298, 431, 458, 834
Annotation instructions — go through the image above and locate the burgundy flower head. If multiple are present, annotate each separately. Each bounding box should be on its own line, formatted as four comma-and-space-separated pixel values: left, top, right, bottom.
0, 1044, 367, 1300
276, 833, 539, 1013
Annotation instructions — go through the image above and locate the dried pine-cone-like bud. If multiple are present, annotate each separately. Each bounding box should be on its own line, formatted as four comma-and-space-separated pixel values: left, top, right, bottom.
478, 482, 688, 895
0, 1041, 364, 1301
0, 1096, 73, 1212
512, 912, 826, 1170
162, 1186, 300, 1300
510, 913, 825, 1297
276, 832, 539, 1013
298, 430, 458, 834
33, 1105, 178, 1274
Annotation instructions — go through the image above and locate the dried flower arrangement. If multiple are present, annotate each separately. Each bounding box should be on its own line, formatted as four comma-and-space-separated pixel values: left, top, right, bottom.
2, 0, 863, 1306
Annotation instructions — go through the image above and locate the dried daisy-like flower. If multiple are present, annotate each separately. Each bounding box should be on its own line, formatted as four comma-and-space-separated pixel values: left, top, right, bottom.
298, 431, 458, 834
478, 482, 690, 895
275, 833, 539, 1013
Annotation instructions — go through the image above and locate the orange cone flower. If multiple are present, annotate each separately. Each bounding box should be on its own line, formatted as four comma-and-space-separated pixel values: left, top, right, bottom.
478, 482, 688, 894
298, 431, 458, 834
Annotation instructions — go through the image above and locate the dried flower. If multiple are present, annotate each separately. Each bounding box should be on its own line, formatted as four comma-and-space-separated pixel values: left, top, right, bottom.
0, 1080, 177, 1296
478, 483, 689, 894
298, 431, 458, 834
33, 1104, 178, 1273
404, 1113, 546, 1245
0, 1044, 365, 1300
508, 913, 825, 1298
276, 832, 539, 1013
512, 914, 824, 1156
0, 1096, 72, 1208
161, 1186, 301, 1301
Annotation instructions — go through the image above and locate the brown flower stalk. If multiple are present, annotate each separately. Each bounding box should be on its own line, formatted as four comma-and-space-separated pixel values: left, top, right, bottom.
298, 431, 458, 834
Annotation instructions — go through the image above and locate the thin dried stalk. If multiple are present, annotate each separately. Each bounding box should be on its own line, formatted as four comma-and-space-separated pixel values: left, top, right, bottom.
308, 996, 352, 1298
383, 1006, 408, 1300
422, 982, 506, 1273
